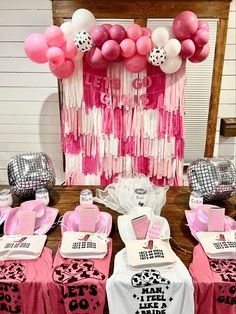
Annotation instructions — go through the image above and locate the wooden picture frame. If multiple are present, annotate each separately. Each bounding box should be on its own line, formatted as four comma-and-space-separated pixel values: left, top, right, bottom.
51, 0, 231, 158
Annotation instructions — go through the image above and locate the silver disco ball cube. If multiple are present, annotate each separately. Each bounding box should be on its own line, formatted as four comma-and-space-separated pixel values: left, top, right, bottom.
187, 157, 236, 201
8, 152, 56, 198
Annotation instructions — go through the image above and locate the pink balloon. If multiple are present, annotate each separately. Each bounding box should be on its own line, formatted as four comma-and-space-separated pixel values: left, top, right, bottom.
198, 20, 209, 31
136, 36, 152, 55
124, 53, 147, 73
91, 25, 109, 47
24, 33, 49, 64
65, 40, 77, 59
49, 59, 75, 79
102, 24, 112, 33
86, 47, 109, 70
173, 11, 199, 40
189, 43, 210, 63
109, 24, 126, 43
46, 47, 65, 66
120, 38, 136, 58
45, 26, 65, 47
180, 39, 196, 58
101, 40, 120, 61
142, 27, 152, 38
127, 24, 143, 41
192, 29, 209, 47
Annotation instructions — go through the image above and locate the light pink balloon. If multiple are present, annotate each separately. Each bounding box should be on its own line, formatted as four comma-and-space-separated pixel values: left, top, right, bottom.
49, 59, 75, 79
102, 24, 112, 33
24, 33, 49, 64
45, 26, 65, 47
192, 29, 209, 47
120, 38, 136, 58
142, 27, 152, 38
198, 20, 209, 31
127, 24, 143, 41
65, 40, 77, 59
172, 11, 199, 40
46, 47, 65, 66
86, 47, 109, 70
189, 43, 210, 63
136, 36, 152, 55
101, 40, 120, 61
91, 25, 110, 47
124, 53, 147, 73
180, 39, 196, 58
109, 24, 126, 43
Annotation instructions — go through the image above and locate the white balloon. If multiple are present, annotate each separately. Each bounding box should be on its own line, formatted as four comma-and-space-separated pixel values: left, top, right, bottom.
160, 55, 182, 74
151, 27, 169, 47
60, 22, 76, 40
164, 39, 181, 58
72, 9, 96, 33
75, 50, 84, 60
163, 26, 174, 39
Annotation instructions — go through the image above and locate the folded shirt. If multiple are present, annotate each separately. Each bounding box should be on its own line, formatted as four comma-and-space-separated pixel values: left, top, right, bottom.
60, 231, 108, 259
125, 238, 177, 268
0, 234, 47, 260
196, 231, 236, 259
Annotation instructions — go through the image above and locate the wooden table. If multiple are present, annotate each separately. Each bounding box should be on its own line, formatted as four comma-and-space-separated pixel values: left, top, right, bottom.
2, 186, 236, 314
8, 186, 236, 269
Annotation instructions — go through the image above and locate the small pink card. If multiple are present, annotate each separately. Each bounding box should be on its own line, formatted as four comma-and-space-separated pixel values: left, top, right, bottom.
78, 207, 97, 233
131, 215, 150, 240
207, 207, 225, 232
16, 211, 36, 235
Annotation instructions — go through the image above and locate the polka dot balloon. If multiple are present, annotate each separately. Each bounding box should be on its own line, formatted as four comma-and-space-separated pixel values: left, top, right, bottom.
148, 46, 167, 66
74, 31, 93, 52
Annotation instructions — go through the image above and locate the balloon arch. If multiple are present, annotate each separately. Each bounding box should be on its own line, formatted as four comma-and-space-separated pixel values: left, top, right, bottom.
24, 9, 210, 79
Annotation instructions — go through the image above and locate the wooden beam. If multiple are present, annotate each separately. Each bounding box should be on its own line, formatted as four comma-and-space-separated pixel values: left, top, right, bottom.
205, 17, 229, 157
52, 1, 231, 20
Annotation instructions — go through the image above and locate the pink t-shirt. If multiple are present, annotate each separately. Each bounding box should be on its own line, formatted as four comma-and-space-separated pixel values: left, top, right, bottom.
0, 247, 53, 314
189, 244, 236, 314
48, 239, 112, 314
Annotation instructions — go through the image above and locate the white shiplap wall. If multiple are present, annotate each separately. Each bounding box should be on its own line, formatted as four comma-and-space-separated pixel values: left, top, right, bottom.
0, 0, 64, 184
214, 0, 236, 166
0, 0, 235, 184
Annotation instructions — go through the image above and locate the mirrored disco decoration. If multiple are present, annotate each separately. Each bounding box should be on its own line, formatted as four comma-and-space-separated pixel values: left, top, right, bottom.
187, 157, 236, 201
8, 152, 56, 198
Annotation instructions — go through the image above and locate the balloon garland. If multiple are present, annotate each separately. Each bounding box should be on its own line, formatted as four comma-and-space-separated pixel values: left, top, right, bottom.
24, 9, 210, 79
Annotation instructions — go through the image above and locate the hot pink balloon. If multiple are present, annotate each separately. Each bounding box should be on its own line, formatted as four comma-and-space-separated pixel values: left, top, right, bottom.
127, 24, 143, 41
109, 24, 126, 43
45, 26, 65, 47
46, 47, 65, 66
198, 20, 209, 31
120, 38, 136, 58
136, 36, 152, 55
102, 24, 112, 33
86, 47, 109, 70
65, 40, 77, 59
192, 29, 209, 47
91, 25, 110, 47
124, 53, 147, 73
101, 40, 120, 61
24, 33, 49, 64
142, 27, 152, 38
49, 59, 75, 79
189, 43, 210, 63
172, 11, 199, 40
180, 39, 196, 58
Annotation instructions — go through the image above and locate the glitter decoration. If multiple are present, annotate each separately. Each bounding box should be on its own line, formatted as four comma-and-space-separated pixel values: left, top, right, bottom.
8, 153, 55, 198
187, 157, 236, 201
